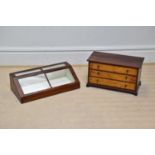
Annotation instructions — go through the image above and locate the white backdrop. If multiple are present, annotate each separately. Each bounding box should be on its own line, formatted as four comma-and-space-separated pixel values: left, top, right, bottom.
0, 26, 155, 65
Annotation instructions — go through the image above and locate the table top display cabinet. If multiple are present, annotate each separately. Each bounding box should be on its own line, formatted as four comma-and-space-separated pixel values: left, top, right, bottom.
87, 51, 144, 95
10, 62, 80, 103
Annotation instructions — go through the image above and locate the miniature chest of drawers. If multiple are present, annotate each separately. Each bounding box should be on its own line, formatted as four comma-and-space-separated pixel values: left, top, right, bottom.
87, 51, 144, 95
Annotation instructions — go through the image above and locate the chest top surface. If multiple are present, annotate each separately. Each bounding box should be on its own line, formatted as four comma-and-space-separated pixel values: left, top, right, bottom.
87, 51, 144, 68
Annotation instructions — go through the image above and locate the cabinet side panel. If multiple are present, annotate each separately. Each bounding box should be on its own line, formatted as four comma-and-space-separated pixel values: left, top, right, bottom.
10, 75, 22, 102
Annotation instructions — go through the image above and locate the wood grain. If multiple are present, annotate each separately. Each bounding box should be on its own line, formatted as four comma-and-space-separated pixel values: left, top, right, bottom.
89, 77, 135, 90
90, 62, 138, 75
87, 51, 144, 68
89, 69, 136, 83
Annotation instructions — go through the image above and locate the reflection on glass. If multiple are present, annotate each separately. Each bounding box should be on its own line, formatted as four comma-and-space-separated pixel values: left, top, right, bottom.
18, 74, 50, 94
46, 69, 75, 87
42, 64, 66, 70
15, 69, 41, 76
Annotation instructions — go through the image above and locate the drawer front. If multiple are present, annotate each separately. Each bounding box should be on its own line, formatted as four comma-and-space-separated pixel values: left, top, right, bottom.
90, 62, 137, 75
89, 77, 136, 91
89, 70, 136, 83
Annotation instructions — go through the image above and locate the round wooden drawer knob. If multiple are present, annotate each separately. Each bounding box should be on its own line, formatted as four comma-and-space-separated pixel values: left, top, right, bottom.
97, 71, 100, 75
97, 65, 100, 69
96, 79, 99, 83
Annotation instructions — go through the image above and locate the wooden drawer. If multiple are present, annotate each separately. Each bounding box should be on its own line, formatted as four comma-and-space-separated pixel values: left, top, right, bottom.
89, 70, 136, 83
89, 77, 136, 91
90, 63, 137, 76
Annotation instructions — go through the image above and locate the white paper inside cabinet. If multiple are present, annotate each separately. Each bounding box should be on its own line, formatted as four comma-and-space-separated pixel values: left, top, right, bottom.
46, 69, 75, 87
18, 74, 50, 94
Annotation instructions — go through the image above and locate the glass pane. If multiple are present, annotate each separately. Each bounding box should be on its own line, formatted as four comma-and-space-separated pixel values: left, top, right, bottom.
15, 69, 41, 76
18, 74, 50, 94
46, 69, 75, 87
42, 64, 66, 70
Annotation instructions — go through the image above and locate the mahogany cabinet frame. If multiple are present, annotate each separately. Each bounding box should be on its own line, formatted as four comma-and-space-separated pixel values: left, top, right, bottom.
10, 62, 80, 103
